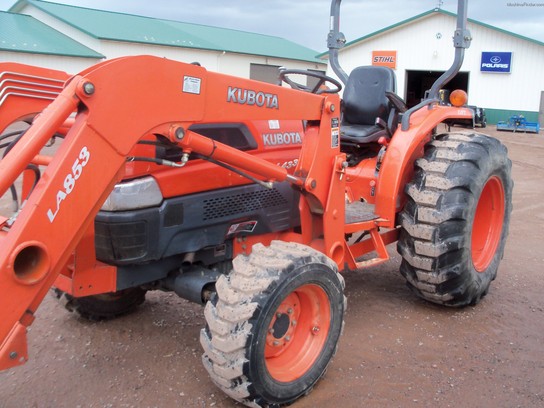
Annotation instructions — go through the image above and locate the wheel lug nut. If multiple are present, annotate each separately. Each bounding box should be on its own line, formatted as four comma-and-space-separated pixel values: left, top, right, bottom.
285, 336, 291, 342
312, 326, 320, 335
273, 340, 280, 346
287, 308, 293, 315
291, 320, 297, 327
268, 328, 274, 335
276, 313, 282, 319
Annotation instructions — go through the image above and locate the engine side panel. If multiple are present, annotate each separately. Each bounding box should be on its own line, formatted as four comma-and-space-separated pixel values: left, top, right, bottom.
95, 181, 300, 265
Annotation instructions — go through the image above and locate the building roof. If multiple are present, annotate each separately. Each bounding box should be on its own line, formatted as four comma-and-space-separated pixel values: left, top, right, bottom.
9, 0, 323, 63
318, 8, 544, 58
0, 10, 104, 58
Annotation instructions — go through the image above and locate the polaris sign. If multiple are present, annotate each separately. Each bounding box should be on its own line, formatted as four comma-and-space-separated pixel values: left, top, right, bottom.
481, 52, 512, 73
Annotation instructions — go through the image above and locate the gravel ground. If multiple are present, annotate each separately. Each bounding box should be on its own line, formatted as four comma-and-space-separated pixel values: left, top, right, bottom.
0, 127, 543, 408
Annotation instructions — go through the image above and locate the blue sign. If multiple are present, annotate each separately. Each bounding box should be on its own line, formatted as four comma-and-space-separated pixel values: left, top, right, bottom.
481, 52, 512, 73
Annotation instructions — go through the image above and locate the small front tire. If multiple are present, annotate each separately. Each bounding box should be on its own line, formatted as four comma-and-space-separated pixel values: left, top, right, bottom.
201, 241, 346, 407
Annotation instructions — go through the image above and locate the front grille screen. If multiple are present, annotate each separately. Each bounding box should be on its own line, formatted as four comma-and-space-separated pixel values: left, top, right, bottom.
203, 189, 288, 220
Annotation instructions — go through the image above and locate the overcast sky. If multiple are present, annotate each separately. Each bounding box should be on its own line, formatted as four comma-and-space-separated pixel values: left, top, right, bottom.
1, 0, 543, 51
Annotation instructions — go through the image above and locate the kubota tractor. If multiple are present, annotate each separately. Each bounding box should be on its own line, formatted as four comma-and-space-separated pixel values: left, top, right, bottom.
0, 0, 512, 406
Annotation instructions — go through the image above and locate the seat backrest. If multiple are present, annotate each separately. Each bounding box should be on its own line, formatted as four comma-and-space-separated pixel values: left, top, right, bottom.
342, 66, 396, 126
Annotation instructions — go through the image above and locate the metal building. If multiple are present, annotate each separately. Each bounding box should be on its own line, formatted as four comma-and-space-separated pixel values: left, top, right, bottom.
322, 9, 544, 125
2, 0, 326, 81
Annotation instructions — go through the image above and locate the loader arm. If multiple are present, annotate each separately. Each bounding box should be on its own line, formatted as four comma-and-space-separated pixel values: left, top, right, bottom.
0, 55, 339, 369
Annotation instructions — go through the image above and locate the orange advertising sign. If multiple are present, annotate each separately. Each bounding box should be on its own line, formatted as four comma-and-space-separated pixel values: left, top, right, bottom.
372, 50, 397, 69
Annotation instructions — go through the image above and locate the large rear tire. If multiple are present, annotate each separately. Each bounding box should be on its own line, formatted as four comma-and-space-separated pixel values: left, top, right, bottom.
397, 132, 513, 307
52, 287, 147, 320
201, 241, 346, 407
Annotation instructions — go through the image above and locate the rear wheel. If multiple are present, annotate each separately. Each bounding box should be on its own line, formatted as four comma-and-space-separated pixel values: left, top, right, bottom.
52, 287, 147, 320
397, 132, 513, 306
201, 241, 346, 407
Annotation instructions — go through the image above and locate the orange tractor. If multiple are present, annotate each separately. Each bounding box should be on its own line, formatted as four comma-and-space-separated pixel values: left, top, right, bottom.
0, 0, 512, 406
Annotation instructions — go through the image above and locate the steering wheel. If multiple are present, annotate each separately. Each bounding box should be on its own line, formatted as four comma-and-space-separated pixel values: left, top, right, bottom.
279, 69, 342, 94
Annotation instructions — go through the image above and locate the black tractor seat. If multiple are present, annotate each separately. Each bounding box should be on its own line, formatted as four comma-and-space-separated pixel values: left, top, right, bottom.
340, 66, 405, 147
340, 123, 388, 144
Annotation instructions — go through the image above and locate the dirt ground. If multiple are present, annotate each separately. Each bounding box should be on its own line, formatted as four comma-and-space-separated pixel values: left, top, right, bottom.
0, 127, 543, 408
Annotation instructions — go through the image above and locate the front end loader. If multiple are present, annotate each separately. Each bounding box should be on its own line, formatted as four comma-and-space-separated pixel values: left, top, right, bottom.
0, 0, 512, 406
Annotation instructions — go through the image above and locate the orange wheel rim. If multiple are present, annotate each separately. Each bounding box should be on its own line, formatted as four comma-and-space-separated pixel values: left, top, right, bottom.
264, 284, 331, 382
471, 176, 505, 272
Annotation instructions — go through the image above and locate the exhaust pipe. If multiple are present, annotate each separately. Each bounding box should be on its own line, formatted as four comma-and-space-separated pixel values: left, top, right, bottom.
162, 266, 221, 304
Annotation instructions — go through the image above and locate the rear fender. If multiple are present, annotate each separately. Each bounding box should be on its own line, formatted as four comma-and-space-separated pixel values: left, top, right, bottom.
374, 104, 473, 225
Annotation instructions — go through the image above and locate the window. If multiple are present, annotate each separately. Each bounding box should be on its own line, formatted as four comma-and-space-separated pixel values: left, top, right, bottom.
250, 63, 282, 85
307, 69, 327, 91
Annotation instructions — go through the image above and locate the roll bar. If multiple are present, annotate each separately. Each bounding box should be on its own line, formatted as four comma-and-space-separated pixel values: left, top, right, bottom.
327, 0, 472, 130
327, 0, 348, 85
427, 0, 471, 100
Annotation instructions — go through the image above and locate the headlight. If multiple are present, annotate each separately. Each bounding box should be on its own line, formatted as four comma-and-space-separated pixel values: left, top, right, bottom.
101, 176, 163, 211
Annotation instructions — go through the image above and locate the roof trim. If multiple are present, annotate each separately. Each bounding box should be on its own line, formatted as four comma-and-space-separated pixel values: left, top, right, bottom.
0, 48, 104, 58
317, 8, 544, 58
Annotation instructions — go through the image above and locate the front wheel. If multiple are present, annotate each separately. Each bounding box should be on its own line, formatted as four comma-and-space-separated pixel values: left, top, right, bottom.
397, 132, 513, 307
201, 241, 346, 407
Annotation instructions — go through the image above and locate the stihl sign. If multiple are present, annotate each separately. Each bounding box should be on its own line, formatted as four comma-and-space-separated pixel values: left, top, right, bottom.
372, 50, 397, 69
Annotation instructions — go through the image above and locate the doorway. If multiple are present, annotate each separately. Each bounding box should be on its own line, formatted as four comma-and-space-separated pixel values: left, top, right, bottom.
405, 70, 469, 108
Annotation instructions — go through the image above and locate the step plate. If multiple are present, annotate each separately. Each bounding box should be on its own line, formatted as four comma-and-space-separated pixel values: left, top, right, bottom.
345, 201, 378, 224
